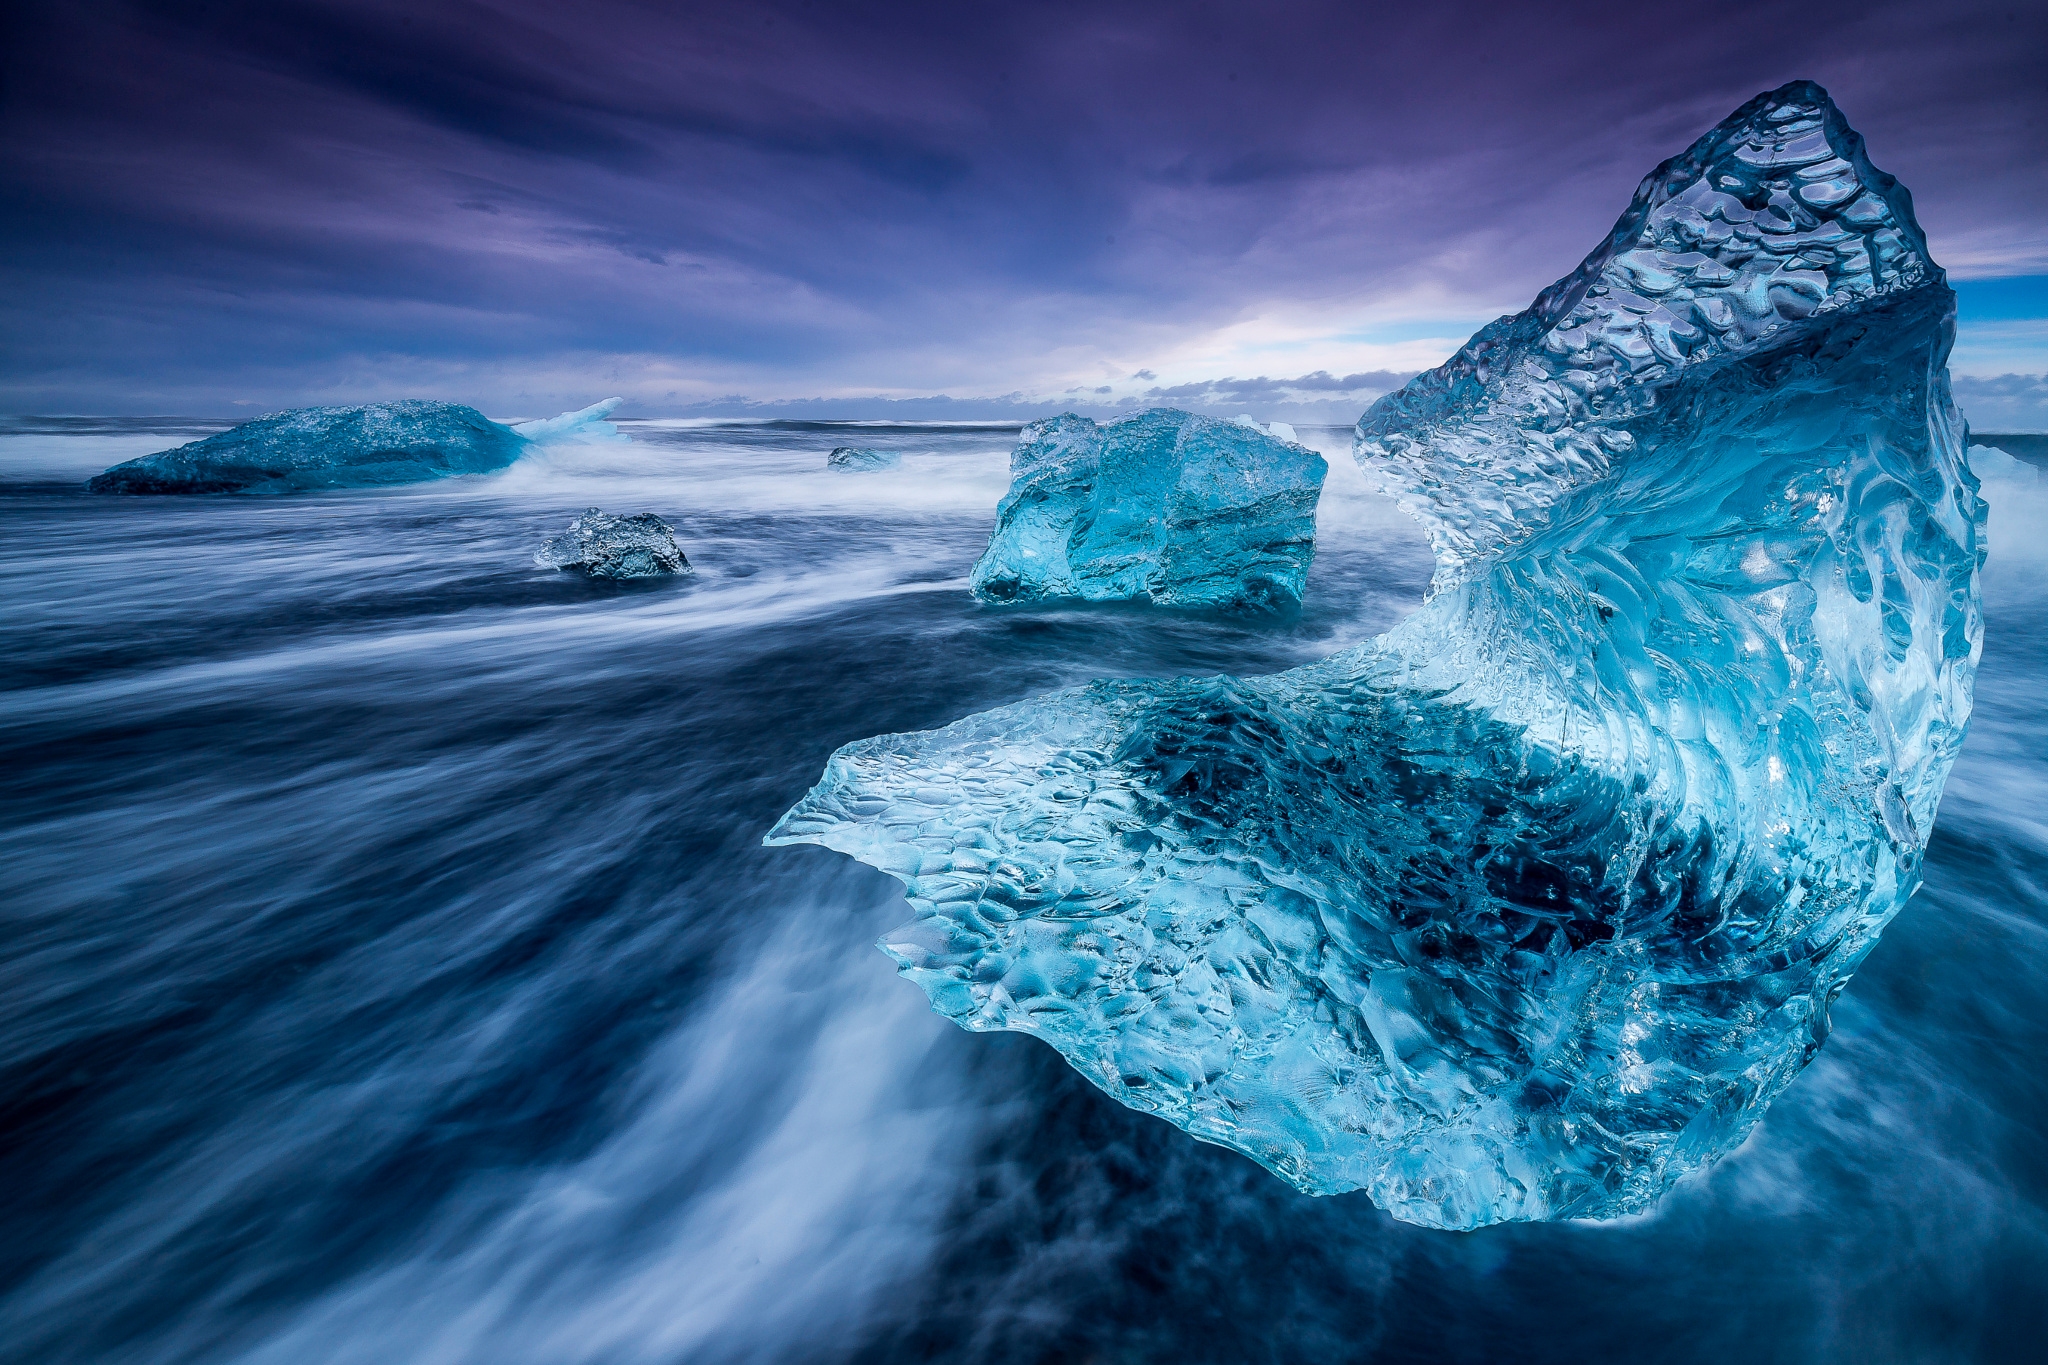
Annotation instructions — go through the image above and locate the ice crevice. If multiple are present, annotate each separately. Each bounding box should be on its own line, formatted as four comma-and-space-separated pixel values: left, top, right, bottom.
767, 81, 1986, 1230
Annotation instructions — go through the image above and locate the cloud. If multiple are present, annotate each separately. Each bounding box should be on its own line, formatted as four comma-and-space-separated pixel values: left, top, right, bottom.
1954, 373, 2048, 433
1141, 369, 1418, 404
1, 0, 2044, 409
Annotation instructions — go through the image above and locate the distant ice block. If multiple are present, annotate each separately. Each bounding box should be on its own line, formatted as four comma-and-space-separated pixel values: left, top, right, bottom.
86, 398, 627, 495
535, 509, 691, 579
1235, 414, 1298, 444
771, 82, 1986, 1230
827, 447, 902, 471
514, 397, 629, 445
1968, 444, 2039, 487
968, 408, 1328, 613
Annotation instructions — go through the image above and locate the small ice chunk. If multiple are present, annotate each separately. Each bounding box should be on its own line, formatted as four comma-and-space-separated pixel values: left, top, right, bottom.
535, 508, 692, 579
827, 447, 901, 471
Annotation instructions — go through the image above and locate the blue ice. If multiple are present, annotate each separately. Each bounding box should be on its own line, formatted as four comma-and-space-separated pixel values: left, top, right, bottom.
87, 397, 626, 494
513, 396, 630, 445
769, 82, 1987, 1229
968, 408, 1329, 613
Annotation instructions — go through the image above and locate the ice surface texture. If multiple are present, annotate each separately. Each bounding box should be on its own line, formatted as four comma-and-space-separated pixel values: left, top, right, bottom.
968, 409, 1329, 613
768, 83, 1984, 1230
535, 509, 691, 579
87, 397, 625, 494
828, 447, 902, 471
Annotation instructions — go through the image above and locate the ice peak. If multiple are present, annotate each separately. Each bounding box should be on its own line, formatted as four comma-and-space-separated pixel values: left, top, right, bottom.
1361, 81, 1941, 586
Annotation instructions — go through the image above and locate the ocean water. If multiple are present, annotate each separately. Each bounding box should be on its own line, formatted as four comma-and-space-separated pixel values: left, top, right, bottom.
1, 419, 2042, 1364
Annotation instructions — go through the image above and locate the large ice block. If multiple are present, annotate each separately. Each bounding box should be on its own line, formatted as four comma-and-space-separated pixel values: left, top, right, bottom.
86, 398, 625, 495
768, 82, 1985, 1229
968, 409, 1329, 614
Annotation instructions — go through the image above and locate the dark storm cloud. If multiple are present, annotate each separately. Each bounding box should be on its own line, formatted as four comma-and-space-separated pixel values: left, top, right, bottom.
126, 0, 974, 185
2, 0, 2044, 412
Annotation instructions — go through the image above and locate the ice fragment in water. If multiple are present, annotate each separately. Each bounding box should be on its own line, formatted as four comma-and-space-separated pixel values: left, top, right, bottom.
513, 396, 630, 445
1235, 414, 1299, 444
828, 447, 902, 471
968, 408, 1328, 613
768, 82, 1986, 1229
86, 398, 626, 495
535, 509, 691, 579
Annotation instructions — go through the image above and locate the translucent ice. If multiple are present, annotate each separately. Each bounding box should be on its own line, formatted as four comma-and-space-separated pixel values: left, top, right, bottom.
1968, 444, 2038, 487
968, 408, 1329, 613
828, 446, 902, 471
1236, 414, 1299, 444
535, 508, 691, 579
87, 398, 624, 495
769, 83, 1985, 1229
514, 396, 630, 445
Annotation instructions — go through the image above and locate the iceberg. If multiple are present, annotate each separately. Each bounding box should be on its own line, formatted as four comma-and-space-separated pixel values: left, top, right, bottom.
86, 397, 625, 495
828, 446, 902, 471
535, 508, 691, 579
768, 82, 1986, 1230
968, 408, 1329, 613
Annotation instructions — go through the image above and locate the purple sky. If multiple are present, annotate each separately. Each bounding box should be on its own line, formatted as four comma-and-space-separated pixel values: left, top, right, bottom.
4, 0, 2045, 423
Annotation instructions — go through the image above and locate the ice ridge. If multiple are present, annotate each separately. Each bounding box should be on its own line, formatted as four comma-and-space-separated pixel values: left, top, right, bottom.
767, 82, 1985, 1229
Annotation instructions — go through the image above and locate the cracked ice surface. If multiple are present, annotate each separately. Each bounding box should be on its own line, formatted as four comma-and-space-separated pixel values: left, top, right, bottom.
768, 83, 1985, 1229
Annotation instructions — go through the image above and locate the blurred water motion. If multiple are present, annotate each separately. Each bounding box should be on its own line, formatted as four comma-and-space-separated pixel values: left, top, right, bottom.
0, 420, 2041, 1363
